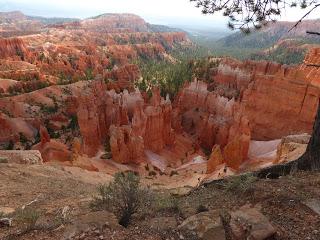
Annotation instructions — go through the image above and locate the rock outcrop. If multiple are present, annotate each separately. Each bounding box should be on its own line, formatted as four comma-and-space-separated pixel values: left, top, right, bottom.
0, 150, 43, 164
214, 53, 320, 140
175, 80, 251, 170
0, 38, 30, 60
77, 81, 176, 164
32, 125, 72, 162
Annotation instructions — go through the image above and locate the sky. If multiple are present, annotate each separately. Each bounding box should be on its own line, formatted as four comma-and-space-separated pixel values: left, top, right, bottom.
0, 0, 319, 29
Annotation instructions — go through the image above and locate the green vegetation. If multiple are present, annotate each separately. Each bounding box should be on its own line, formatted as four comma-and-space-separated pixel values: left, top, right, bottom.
68, 114, 79, 131
6, 81, 49, 97
19, 133, 28, 144
153, 192, 181, 214
0, 157, 8, 163
250, 45, 307, 65
85, 68, 94, 80
190, 35, 260, 60
222, 173, 257, 194
91, 171, 183, 227
91, 171, 152, 227
15, 208, 40, 232
40, 103, 58, 114
5, 140, 14, 150
136, 60, 193, 98
190, 33, 311, 65
196, 204, 209, 213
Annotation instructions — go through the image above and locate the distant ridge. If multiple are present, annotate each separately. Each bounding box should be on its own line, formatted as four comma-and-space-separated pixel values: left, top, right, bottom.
217, 19, 320, 49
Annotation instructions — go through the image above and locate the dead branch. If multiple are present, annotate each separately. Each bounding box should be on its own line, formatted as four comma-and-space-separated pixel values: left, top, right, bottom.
288, 4, 320, 32
307, 31, 320, 35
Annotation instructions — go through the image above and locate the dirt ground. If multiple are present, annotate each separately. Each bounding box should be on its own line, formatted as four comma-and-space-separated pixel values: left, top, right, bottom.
1, 162, 320, 240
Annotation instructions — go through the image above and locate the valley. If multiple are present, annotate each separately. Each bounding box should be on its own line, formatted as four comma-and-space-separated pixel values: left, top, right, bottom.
1, 9, 320, 240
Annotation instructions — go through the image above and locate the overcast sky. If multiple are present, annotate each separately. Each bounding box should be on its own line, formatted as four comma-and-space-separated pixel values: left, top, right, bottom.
1, 0, 319, 28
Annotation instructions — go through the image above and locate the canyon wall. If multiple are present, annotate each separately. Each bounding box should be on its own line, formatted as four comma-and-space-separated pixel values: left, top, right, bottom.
213, 50, 320, 140
174, 81, 251, 170
76, 81, 175, 164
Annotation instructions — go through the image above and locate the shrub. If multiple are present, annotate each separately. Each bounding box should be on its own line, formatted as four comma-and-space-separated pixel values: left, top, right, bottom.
15, 208, 40, 231
91, 171, 151, 227
170, 170, 179, 177
69, 114, 79, 131
0, 157, 8, 163
153, 193, 181, 214
40, 104, 58, 114
6, 140, 14, 150
196, 205, 209, 213
85, 68, 94, 80
19, 133, 28, 144
148, 171, 157, 177
223, 173, 257, 193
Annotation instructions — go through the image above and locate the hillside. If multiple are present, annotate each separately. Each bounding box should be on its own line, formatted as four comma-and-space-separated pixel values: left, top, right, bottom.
0, 11, 191, 97
1, 162, 320, 240
217, 19, 320, 49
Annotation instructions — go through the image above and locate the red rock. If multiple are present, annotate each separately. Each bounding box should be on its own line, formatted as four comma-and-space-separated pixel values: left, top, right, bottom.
32, 140, 72, 163
0, 38, 31, 60
212, 51, 320, 140
207, 145, 224, 174
39, 125, 50, 145
230, 205, 276, 240
32, 126, 71, 162
109, 125, 145, 164
175, 80, 251, 169
104, 64, 140, 90
223, 134, 250, 170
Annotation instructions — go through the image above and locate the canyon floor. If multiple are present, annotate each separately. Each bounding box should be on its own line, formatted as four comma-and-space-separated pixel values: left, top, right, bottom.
1, 162, 320, 240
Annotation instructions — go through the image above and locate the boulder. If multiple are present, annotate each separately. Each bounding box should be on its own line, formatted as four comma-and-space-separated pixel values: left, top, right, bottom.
63, 211, 121, 240
141, 217, 177, 231
275, 133, 310, 164
230, 205, 276, 240
178, 210, 226, 240
32, 140, 71, 162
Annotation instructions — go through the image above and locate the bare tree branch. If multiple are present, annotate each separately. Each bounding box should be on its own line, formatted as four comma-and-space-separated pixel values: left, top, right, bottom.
288, 3, 320, 32
307, 31, 320, 35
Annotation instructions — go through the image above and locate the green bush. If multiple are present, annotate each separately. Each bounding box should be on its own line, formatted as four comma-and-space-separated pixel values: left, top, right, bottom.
153, 193, 181, 214
223, 173, 257, 193
0, 157, 8, 163
91, 171, 152, 227
15, 208, 40, 231
196, 204, 209, 214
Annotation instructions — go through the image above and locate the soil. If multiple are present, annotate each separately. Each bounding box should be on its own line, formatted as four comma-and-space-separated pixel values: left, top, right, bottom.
1, 162, 320, 240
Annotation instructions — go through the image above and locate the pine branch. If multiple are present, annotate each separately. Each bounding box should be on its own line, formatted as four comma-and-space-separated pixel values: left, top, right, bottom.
306, 31, 320, 35
288, 4, 320, 32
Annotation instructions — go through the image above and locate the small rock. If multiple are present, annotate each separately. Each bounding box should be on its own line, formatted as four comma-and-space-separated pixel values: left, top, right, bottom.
61, 206, 71, 219
0, 207, 15, 215
79, 233, 86, 239
0, 218, 12, 227
303, 199, 320, 215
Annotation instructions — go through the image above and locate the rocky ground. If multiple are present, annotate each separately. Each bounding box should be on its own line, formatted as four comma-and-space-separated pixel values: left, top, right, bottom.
1, 161, 320, 240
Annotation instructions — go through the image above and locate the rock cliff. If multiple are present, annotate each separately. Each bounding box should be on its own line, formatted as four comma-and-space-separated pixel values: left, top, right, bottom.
213, 50, 320, 140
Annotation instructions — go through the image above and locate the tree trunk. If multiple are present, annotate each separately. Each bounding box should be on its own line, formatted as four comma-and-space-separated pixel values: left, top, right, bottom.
258, 99, 320, 178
